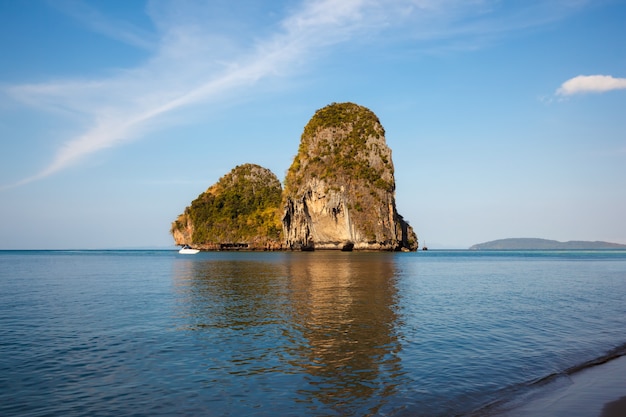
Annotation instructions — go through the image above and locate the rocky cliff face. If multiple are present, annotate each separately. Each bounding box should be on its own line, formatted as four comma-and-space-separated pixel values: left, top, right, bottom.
282, 102, 418, 251
171, 164, 284, 250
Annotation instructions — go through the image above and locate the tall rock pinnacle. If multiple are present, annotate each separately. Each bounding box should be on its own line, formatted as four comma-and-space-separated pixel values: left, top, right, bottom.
282, 102, 418, 251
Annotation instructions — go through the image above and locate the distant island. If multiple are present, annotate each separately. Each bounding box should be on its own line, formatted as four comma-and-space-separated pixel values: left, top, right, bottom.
469, 238, 626, 250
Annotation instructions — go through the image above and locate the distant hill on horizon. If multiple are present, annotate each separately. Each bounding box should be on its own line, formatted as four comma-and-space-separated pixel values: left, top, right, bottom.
469, 238, 626, 250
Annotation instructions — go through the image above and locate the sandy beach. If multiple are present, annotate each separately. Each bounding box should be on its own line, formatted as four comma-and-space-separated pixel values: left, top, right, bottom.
492, 355, 626, 417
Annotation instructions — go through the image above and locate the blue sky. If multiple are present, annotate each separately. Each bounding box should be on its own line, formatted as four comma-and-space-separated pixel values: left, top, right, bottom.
1, 0, 625, 249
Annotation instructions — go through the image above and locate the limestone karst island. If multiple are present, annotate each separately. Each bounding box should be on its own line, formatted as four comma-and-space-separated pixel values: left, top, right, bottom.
171, 102, 418, 251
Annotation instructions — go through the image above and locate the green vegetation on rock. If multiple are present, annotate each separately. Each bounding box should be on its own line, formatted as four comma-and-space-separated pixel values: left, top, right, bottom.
282, 102, 417, 251
171, 164, 283, 247
171, 102, 418, 251
285, 102, 394, 195
302, 102, 383, 139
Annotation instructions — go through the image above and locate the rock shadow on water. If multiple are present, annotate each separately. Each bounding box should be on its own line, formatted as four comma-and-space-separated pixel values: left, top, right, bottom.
283, 252, 406, 413
172, 252, 409, 416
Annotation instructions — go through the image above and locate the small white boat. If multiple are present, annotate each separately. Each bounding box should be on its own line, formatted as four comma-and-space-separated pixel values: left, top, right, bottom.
178, 245, 200, 254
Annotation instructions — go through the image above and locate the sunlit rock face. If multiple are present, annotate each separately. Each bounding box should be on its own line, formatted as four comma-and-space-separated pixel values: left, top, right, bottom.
282, 102, 417, 251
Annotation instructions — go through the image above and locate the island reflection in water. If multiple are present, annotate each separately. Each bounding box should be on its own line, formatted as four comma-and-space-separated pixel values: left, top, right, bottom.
173, 252, 407, 415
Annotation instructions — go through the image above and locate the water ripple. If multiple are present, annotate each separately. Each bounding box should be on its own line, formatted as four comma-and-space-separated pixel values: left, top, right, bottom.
1, 250, 625, 416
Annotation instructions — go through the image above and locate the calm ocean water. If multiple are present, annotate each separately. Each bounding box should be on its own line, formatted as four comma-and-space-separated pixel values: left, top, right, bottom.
1, 250, 625, 416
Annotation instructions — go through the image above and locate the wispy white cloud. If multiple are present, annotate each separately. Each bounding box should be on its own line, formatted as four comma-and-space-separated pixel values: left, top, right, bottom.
4, 0, 375, 188
2, 0, 592, 188
51, 0, 156, 50
556, 75, 626, 96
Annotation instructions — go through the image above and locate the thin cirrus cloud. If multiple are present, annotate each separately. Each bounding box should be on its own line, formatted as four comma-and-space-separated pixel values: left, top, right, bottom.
52, 0, 157, 50
2, 0, 589, 189
557, 75, 626, 96
3, 0, 366, 188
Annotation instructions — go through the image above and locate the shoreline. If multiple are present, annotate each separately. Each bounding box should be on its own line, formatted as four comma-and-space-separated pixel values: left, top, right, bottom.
485, 353, 626, 417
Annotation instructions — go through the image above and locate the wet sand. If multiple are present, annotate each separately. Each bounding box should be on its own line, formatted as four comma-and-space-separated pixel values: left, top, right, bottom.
495, 355, 626, 417
600, 395, 626, 417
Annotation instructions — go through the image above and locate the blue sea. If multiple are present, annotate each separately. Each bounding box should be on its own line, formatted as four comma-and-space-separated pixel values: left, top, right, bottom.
1, 250, 625, 416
